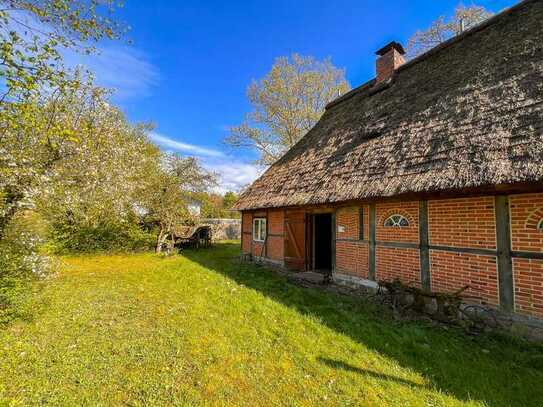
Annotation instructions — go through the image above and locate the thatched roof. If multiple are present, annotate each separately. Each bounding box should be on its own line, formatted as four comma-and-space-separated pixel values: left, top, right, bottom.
234, 0, 543, 211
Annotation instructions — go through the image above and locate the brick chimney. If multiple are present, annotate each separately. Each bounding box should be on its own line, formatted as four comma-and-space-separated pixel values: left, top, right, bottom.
375, 41, 406, 84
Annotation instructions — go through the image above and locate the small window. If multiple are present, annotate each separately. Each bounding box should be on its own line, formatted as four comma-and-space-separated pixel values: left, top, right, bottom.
384, 214, 409, 227
253, 218, 267, 242
538, 219, 543, 231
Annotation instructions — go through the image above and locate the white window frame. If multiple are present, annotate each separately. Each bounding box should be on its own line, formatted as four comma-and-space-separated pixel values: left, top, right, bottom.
253, 218, 267, 242
383, 214, 410, 228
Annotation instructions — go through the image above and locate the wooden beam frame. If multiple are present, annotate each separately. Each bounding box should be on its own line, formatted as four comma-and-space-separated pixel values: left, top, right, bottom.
368, 203, 376, 281
419, 200, 431, 290
495, 195, 514, 312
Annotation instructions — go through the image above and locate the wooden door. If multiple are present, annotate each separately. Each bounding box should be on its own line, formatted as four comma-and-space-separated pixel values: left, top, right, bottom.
284, 210, 306, 271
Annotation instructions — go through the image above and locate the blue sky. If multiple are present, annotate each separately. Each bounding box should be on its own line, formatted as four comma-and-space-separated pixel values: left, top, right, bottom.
80, 0, 516, 192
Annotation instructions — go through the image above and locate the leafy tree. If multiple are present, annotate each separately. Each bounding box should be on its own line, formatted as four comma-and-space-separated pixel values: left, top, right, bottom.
141, 154, 217, 253
0, 0, 125, 240
407, 5, 493, 59
195, 193, 223, 219
225, 54, 350, 165
0, 0, 123, 101
222, 191, 238, 210
0, 0, 125, 314
190, 191, 240, 219
29, 83, 161, 253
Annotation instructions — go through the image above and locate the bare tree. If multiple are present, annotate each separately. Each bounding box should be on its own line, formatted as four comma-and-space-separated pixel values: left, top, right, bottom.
407, 5, 494, 59
225, 54, 350, 165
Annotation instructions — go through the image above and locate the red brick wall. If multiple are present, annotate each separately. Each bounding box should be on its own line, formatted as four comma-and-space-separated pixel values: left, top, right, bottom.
372, 202, 421, 289
376, 201, 419, 243
361, 205, 369, 240
241, 212, 252, 254
510, 194, 543, 252
242, 233, 251, 253
376, 247, 421, 286
509, 194, 543, 318
242, 192, 543, 319
266, 209, 284, 261
428, 197, 496, 249
252, 241, 264, 258
242, 212, 252, 233
241, 210, 284, 261
336, 207, 369, 277
513, 258, 543, 318
336, 241, 369, 278
266, 236, 283, 261
430, 251, 499, 307
268, 209, 284, 235
336, 207, 359, 240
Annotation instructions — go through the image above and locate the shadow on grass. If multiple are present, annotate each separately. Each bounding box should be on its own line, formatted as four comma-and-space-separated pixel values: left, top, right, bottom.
317, 357, 426, 389
183, 243, 543, 407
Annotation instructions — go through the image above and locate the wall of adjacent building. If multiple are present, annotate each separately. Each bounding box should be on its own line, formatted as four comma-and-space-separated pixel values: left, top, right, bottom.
201, 218, 241, 240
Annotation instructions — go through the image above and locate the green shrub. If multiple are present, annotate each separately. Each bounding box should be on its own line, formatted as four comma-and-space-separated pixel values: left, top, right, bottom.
0, 212, 52, 325
48, 221, 156, 254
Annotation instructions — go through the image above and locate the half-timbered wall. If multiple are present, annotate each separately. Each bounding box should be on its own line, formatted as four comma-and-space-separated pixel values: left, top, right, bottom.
241, 192, 543, 319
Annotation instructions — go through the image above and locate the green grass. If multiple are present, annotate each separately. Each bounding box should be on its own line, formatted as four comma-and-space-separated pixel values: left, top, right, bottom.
0, 242, 542, 406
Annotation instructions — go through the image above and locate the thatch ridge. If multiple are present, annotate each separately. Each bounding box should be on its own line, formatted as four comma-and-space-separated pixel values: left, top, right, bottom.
234, 0, 543, 211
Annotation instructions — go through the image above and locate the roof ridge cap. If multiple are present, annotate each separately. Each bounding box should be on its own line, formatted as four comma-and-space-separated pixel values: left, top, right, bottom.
324, 0, 537, 112
397, 0, 537, 74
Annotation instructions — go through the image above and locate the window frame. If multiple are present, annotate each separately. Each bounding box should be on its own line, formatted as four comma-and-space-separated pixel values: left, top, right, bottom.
253, 218, 267, 242
383, 214, 410, 228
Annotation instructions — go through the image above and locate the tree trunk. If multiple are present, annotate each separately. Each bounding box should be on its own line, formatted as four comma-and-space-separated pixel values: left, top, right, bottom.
167, 235, 175, 254
156, 227, 166, 253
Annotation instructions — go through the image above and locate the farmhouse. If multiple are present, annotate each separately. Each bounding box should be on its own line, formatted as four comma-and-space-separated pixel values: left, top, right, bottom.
234, 0, 543, 319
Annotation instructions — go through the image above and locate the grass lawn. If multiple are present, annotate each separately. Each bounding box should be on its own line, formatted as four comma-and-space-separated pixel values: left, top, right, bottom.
0, 242, 542, 406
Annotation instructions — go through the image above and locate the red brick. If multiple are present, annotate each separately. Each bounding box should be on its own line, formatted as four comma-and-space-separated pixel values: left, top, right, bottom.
428, 197, 496, 249
513, 258, 543, 318
336, 207, 359, 240
430, 250, 498, 307
376, 201, 419, 243
336, 240, 369, 278
376, 247, 421, 286
510, 193, 543, 252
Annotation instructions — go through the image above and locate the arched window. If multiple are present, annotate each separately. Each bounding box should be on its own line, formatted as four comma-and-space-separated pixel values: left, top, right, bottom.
538, 219, 543, 231
384, 214, 409, 227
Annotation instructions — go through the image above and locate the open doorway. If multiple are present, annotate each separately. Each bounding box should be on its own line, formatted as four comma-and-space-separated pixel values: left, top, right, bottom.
313, 213, 333, 272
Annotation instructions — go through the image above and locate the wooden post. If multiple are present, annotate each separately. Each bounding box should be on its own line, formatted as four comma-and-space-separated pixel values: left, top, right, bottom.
419, 200, 431, 290
369, 203, 376, 281
265, 209, 269, 258
250, 213, 254, 259
359, 206, 364, 240
241, 212, 245, 255
495, 195, 514, 312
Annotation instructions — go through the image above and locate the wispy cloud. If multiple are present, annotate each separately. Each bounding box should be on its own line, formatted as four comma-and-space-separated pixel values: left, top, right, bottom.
149, 132, 225, 158
206, 160, 264, 194
63, 44, 160, 100
149, 131, 263, 193
5, 9, 159, 101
